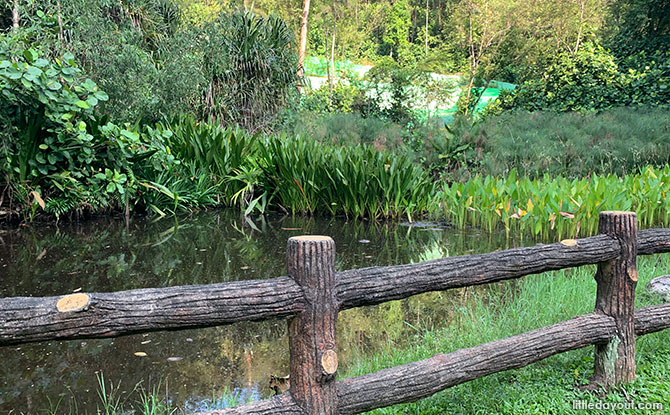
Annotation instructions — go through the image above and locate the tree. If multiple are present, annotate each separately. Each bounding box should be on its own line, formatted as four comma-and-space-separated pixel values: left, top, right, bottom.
453, 0, 517, 113
606, 0, 670, 57
12, 0, 19, 30
298, 0, 311, 79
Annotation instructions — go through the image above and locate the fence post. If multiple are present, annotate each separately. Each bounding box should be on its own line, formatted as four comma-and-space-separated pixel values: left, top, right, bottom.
592, 211, 638, 387
287, 236, 338, 415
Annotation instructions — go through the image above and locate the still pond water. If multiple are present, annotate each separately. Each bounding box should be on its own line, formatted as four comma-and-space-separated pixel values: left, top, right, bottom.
0, 211, 533, 413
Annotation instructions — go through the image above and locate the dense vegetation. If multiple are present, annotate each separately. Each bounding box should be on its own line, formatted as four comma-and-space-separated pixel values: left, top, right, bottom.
2, 1, 670, 414
1, 0, 669, 232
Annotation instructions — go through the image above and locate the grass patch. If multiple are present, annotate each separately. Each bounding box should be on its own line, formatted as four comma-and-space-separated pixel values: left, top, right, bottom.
464, 107, 670, 178
343, 255, 670, 414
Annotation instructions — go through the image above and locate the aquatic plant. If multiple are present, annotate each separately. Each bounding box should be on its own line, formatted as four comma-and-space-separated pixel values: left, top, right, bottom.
258, 136, 434, 219
435, 166, 670, 238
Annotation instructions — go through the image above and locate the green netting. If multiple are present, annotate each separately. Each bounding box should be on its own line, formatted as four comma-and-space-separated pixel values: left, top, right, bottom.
303, 56, 515, 120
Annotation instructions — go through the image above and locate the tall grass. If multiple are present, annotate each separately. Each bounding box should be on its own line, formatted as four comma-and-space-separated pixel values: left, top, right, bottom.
465, 108, 670, 178
435, 166, 670, 238
345, 255, 670, 415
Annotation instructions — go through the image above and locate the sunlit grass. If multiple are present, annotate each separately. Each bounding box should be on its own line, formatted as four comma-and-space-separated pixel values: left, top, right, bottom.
346, 255, 670, 415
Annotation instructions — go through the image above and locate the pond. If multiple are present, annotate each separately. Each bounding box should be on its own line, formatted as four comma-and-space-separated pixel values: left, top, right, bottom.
0, 211, 533, 413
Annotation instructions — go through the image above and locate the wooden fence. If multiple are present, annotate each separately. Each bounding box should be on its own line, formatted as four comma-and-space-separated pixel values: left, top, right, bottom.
2, 211, 670, 414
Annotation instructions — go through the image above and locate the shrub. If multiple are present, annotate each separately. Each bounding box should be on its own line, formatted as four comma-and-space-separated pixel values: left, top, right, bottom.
498, 43, 670, 112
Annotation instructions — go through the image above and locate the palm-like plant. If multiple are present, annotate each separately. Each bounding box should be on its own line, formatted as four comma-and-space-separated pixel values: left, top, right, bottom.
202, 10, 298, 132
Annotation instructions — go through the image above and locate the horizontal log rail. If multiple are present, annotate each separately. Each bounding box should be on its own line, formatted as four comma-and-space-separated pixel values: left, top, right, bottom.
1, 228, 669, 346
199, 304, 670, 415
0, 277, 305, 346
1, 212, 670, 415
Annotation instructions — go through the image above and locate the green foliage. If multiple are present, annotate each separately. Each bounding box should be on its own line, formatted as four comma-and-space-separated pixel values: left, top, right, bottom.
363, 58, 424, 123
154, 115, 263, 214
0, 41, 107, 181
0, 38, 150, 217
606, 0, 670, 58
282, 111, 407, 150
460, 108, 670, 178
201, 10, 299, 131
434, 165, 670, 239
258, 135, 434, 219
499, 43, 670, 112
299, 81, 367, 113
499, 44, 624, 111
379, 0, 415, 65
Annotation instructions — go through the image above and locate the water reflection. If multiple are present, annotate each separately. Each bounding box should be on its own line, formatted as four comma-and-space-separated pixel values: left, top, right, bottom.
0, 211, 529, 413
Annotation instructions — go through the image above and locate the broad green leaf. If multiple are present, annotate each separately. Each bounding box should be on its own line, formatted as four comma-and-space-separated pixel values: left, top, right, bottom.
47, 81, 62, 91
33, 58, 49, 68
86, 96, 99, 107
94, 91, 109, 101
75, 100, 90, 109
121, 130, 139, 141
23, 49, 38, 63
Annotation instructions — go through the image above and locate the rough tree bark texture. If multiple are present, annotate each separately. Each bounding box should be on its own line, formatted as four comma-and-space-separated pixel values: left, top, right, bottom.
12, 0, 19, 29
287, 236, 338, 415
297, 0, 311, 79
0, 278, 304, 346
197, 394, 304, 415
637, 228, 670, 254
592, 211, 638, 387
337, 234, 621, 310
635, 303, 670, 335
1, 228, 668, 346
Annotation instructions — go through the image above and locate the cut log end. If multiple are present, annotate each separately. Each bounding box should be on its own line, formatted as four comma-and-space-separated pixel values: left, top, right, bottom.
56, 293, 91, 313
321, 349, 338, 375
289, 235, 333, 242
560, 239, 578, 247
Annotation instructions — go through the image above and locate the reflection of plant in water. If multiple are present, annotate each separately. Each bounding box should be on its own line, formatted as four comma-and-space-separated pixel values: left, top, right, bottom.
0, 210, 525, 412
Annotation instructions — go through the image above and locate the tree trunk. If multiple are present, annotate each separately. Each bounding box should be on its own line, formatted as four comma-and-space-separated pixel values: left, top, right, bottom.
298, 0, 311, 79
425, 0, 429, 55
574, 0, 586, 53
57, 0, 64, 43
12, 0, 19, 30
328, 7, 337, 110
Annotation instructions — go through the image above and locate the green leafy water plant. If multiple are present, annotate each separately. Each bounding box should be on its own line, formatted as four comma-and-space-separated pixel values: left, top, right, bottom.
435, 166, 670, 238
